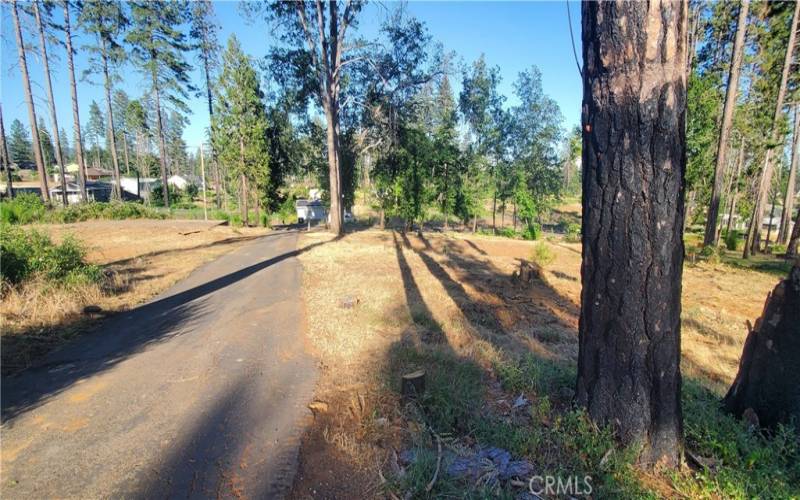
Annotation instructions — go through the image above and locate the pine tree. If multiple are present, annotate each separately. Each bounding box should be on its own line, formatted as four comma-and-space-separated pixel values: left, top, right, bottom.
62, 0, 88, 201
190, 0, 222, 206
32, 0, 68, 205
80, 0, 127, 199
8, 119, 33, 168
212, 35, 269, 226
127, 0, 194, 206
87, 101, 106, 170
11, 0, 49, 200
38, 118, 56, 169
112, 90, 132, 175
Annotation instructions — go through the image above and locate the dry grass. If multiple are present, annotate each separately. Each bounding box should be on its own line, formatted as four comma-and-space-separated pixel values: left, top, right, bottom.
293, 228, 783, 497
1, 219, 269, 373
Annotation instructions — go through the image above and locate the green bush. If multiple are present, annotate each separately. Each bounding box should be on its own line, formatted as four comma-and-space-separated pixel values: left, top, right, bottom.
724, 230, 739, 251
565, 222, 581, 242
772, 243, 787, 254
496, 226, 517, 238
521, 223, 541, 241
0, 194, 46, 224
0, 225, 101, 286
530, 242, 555, 267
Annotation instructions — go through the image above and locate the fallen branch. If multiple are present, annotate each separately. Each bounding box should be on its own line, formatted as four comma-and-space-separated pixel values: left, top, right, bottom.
426, 433, 443, 492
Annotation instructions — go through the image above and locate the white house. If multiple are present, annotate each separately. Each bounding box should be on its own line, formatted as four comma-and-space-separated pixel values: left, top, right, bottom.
296, 199, 327, 222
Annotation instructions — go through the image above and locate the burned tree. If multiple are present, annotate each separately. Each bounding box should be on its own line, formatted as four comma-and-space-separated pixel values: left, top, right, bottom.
576, 1, 688, 466
723, 264, 800, 429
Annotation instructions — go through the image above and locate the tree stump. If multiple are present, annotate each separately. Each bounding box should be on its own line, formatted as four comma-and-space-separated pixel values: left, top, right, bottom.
401, 370, 426, 399
722, 263, 800, 429
513, 260, 543, 285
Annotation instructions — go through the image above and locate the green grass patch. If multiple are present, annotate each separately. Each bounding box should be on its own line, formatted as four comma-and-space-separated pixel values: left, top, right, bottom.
677, 380, 800, 498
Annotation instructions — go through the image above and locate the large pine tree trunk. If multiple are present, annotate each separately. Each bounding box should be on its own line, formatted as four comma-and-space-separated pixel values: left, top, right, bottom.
324, 95, 343, 235
723, 264, 800, 428
576, 0, 687, 467
778, 106, 799, 245
33, 0, 67, 206
151, 62, 170, 207
12, 0, 49, 202
744, 0, 799, 258
703, 0, 748, 247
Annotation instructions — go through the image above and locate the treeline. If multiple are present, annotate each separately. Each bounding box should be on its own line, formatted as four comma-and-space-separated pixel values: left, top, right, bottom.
687, 0, 800, 257
1, 1, 576, 236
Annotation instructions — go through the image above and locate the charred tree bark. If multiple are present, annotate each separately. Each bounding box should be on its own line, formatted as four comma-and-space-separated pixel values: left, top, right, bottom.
723, 264, 800, 429
703, 0, 748, 247
577, 0, 687, 467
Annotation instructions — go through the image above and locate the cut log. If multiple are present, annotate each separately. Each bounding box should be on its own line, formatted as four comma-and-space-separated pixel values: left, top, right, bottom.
401, 370, 426, 399
722, 263, 800, 429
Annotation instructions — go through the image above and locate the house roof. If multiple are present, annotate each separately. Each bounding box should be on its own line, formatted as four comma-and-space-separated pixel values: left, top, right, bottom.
296, 199, 324, 207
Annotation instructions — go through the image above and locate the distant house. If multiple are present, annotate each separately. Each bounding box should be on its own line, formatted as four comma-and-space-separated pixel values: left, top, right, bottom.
85, 167, 112, 181
121, 177, 160, 201
168, 174, 200, 191
49, 181, 112, 203
296, 199, 327, 222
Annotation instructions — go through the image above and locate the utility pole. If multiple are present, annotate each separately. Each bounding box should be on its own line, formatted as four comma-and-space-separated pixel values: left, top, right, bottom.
199, 145, 208, 221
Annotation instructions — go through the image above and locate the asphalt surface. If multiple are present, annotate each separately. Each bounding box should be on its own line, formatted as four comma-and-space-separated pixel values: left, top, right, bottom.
1, 230, 318, 498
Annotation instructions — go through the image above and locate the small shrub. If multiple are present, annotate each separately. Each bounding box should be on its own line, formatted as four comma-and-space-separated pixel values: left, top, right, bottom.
565, 222, 581, 242
521, 223, 541, 241
0, 193, 46, 224
772, 243, 787, 254
530, 242, 555, 268
724, 229, 739, 251
496, 226, 517, 238
0, 225, 101, 286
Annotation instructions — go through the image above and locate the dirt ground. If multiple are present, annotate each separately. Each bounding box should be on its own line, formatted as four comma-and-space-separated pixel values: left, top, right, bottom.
1, 219, 269, 373
290, 228, 781, 498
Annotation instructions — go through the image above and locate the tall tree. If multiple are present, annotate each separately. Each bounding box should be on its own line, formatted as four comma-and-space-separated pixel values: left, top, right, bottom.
112, 90, 132, 175
0, 105, 13, 198
32, 0, 68, 205
62, 0, 87, 201
460, 55, 506, 232
703, 0, 749, 247
190, 0, 222, 206
87, 101, 105, 169
128, 0, 194, 206
80, 0, 127, 199
577, 1, 687, 466
125, 98, 150, 174
38, 118, 56, 168
212, 36, 270, 226
265, 1, 364, 235
778, 106, 799, 244
744, 0, 799, 257
8, 119, 33, 168
11, 0, 49, 201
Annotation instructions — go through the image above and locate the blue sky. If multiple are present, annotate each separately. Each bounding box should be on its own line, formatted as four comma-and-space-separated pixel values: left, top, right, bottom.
1, 1, 582, 150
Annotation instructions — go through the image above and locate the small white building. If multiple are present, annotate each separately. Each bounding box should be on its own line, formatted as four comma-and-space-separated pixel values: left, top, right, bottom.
168, 174, 200, 191
296, 199, 327, 222
121, 177, 160, 201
